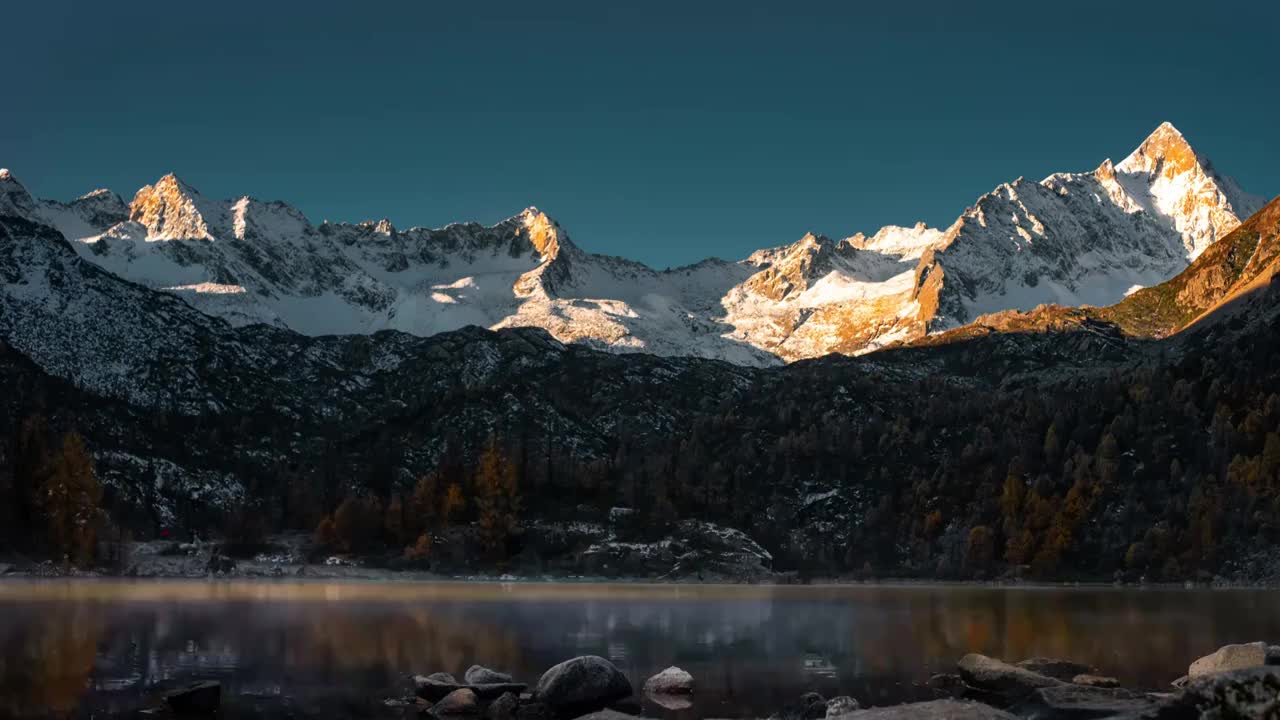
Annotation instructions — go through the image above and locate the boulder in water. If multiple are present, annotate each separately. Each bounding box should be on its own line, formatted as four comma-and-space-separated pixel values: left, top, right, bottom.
535, 655, 632, 714
1188, 641, 1269, 677
642, 666, 693, 695
958, 654, 1063, 703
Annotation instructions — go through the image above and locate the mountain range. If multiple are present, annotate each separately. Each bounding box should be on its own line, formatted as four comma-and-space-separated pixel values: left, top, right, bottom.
0, 122, 1263, 366
1, 122, 1278, 581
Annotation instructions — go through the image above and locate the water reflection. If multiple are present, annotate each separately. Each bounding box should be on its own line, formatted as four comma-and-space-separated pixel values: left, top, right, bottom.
1, 582, 1279, 719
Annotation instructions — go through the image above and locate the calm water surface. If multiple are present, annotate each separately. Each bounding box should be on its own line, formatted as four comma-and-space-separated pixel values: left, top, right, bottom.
2, 581, 1279, 719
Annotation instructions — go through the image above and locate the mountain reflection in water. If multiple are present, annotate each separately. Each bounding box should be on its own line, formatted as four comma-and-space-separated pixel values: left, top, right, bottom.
1, 581, 1279, 719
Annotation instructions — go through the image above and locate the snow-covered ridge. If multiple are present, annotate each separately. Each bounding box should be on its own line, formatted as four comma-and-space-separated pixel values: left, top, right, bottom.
0, 122, 1263, 365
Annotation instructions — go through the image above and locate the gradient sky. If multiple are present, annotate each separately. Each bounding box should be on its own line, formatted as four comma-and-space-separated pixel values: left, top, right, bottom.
3, 1, 1276, 268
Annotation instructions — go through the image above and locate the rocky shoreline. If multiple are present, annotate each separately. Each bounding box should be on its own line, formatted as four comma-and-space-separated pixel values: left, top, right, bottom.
147, 642, 1280, 720
5, 534, 1280, 588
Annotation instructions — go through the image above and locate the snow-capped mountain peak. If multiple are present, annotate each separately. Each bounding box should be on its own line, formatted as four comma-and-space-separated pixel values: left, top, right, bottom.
129, 172, 224, 241
914, 122, 1267, 335
1117, 121, 1198, 175
1113, 122, 1264, 258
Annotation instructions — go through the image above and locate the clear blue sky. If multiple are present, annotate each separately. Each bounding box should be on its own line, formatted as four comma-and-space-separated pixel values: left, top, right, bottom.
3, 1, 1275, 268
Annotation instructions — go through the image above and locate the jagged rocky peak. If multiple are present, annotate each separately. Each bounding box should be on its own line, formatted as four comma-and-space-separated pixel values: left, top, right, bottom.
1095, 157, 1116, 182
129, 172, 217, 240
1117, 121, 1201, 176
0, 168, 36, 215
1114, 121, 1264, 257
742, 232, 836, 301
71, 188, 129, 224
518, 206, 569, 259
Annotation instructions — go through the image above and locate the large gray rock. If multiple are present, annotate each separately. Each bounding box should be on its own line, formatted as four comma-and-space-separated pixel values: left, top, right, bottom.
829, 699, 1017, 719
1189, 641, 1269, 677
163, 681, 221, 715
1011, 685, 1157, 720
535, 655, 633, 713
958, 653, 1064, 703
433, 688, 479, 715
1015, 658, 1095, 682
1177, 667, 1280, 718
642, 666, 693, 695
467, 665, 515, 685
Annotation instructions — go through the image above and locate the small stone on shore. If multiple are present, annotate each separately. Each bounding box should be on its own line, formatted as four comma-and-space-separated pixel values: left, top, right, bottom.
433, 688, 479, 715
